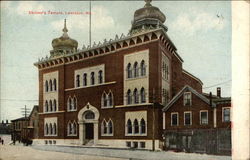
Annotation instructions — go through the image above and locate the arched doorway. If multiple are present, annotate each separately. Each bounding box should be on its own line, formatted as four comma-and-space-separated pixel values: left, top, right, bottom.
78, 103, 99, 145
84, 111, 95, 139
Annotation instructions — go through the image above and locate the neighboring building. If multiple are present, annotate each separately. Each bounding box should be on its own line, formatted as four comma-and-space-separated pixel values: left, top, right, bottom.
162, 86, 231, 155
33, 0, 203, 150
26, 105, 39, 139
0, 120, 11, 134
10, 105, 39, 144
11, 117, 29, 143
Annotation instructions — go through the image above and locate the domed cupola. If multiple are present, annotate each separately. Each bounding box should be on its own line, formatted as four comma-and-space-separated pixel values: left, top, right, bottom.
130, 0, 168, 35
50, 19, 78, 57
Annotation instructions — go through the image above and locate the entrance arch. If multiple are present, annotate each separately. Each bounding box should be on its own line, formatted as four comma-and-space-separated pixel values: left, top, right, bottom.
78, 102, 99, 145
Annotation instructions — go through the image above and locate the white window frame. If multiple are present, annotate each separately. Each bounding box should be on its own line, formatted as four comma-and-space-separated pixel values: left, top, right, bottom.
171, 112, 179, 126
183, 92, 192, 106
200, 110, 208, 125
184, 111, 192, 126
222, 107, 231, 122
101, 119, 114, 136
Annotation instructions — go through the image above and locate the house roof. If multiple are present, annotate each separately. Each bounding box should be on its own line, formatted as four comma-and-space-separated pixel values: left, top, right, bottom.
202, 93, 231, 104
182, 69, 203, 85
162, 85, 216, 112
11, 117, 29, 122
29, 105, 39, 118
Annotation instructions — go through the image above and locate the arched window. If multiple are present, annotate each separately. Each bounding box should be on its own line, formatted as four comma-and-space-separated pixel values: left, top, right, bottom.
140, 119, 146, 134
127, 89, 132, 105
73, 122, 77, 135
85, 111, 95, 119
53, 79, 57, 91
49, 100, 53, 112
49, 123, 53, 135
134, 119, 139, 134
68, 122, 72, 135
67, 97, 71, 111
73, 97, 77, 110
140, 60, 146, 76
98, 70, 103, 84
133, 88, 139, 104
91, 72, 95, 85
45, 81, 49, 92
45, 123, 49, 135
140, 87, 146, 103
53, 99, 57, 111
45, 101, 48, 112
49, 80, 53, 91
127, 63, 132, 78
134, 62, 139, 77
76, 75, 80, 87
108, 92, 113, 106
108, 120, 113, 134
83, 73, 87, 86
127, 119, 132, 134
102, 93, 107, 107
53, 123, 57, 135
102, 120, 107, 134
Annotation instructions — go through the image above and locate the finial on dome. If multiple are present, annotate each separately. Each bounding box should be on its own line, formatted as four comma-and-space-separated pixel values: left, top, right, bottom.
144, 0, 152, 7
63, 19, 68, 32
62, 19, 69, 37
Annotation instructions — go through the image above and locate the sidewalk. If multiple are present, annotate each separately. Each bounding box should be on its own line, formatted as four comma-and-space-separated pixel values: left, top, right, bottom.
33, 145, 232, 160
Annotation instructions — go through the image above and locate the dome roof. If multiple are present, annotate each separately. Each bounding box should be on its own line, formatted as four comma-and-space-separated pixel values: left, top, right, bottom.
52, 19, 78, 50
133, 0, 166, 24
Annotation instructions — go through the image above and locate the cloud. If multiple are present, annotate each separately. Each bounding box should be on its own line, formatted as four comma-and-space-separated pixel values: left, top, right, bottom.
51, 5, 115, 31
170, 11, 226, 36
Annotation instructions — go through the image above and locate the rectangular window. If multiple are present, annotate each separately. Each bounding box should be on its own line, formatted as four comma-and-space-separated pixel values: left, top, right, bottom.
223, 108, 230, 122
171, 113, 178, 126
140, 142, 146, 148
183, 92, 192, 106
200, 111, 208, 125
184, 112, 192, 125
133, 142, 138, 148
126, 141, 131, 148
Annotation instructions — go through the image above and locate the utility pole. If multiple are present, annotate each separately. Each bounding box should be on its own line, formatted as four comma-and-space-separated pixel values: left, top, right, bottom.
21, 105, 30, 118
152, 88, 155, 151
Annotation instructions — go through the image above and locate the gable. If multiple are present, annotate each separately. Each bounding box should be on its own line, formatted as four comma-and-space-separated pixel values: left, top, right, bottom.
162, 85, 216, 112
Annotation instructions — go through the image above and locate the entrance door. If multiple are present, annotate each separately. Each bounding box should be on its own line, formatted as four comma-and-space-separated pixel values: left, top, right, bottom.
85, 123, 94, 139
182, 135, 192, 152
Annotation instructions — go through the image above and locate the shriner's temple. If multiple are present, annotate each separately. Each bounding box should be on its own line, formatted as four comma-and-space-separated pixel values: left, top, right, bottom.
34, 0, 231, 152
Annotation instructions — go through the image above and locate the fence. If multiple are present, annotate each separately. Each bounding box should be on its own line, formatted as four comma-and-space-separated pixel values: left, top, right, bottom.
164, 128, 231, 155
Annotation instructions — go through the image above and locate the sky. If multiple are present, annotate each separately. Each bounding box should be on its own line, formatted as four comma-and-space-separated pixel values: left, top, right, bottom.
0, 1, 232, 121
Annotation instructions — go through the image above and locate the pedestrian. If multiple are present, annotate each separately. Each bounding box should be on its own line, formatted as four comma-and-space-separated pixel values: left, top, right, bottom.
1, 139, 4, 145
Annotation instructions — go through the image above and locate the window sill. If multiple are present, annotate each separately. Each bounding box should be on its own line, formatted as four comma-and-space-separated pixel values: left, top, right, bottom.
44, 91, 58, 94
101, 134, 114, 136
67, 134, 77, 137
125, 134, 147, 136
101, 106, 114, 109
65, 81, 116, 91
44, 135, 58, 137
39, 111, 65, 115
67, 110, 77, 112
126, 75, 148, 81
116, 103, 152, 108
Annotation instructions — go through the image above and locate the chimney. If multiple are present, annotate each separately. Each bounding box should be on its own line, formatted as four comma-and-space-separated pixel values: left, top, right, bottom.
209, 92, 212, 106
217, 87, 221, 97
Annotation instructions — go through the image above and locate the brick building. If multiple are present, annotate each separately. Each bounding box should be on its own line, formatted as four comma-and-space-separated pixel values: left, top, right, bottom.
33, 0, 224, 150
162, 87, 231, 154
